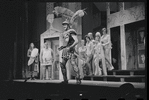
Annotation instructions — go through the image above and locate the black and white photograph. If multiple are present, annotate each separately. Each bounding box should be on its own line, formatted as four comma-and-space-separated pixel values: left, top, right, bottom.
0, 1, 146, 100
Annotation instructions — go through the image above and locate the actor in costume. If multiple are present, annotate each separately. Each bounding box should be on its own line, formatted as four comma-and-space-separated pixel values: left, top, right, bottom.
40, 41, 54, 80
78, 39, 87, 78
101, 28, 114, 70
92, 32, 102, 75
25, 43, 39, 82
53, 6, 86, 84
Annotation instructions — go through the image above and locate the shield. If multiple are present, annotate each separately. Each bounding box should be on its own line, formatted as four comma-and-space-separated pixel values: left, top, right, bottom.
28, 48, 38, 66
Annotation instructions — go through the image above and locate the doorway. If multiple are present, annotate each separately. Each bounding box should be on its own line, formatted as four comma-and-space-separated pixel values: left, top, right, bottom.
51, 37, 59, 80
125, 20, 145, 70
44, 37, 59, 79
110, 26, 121, 70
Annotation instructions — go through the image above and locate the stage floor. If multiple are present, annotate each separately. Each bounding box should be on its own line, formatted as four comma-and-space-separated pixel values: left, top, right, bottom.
12, 79, 145, 89
0, 79, 146, 99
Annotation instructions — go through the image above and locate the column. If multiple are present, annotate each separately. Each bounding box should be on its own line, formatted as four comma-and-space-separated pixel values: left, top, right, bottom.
40, 35, 44, 79
120, 25, 127, 70
119, 2, 127, 70
106, 2, 111, 62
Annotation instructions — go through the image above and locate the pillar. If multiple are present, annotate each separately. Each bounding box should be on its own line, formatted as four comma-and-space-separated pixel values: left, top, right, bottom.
106, 2, 111, 62
119, 2, 127, 70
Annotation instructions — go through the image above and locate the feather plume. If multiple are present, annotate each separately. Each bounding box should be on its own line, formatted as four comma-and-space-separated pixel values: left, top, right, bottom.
53, 6, 74, 19
70, 8, 87, 24
53, 6, 87, 25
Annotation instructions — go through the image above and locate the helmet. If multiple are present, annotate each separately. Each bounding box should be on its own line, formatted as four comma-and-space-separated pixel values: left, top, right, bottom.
95, 32, 101, 37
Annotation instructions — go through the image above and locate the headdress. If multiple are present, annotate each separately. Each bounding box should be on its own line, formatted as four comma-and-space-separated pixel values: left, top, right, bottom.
85, 35, 90, 40
53, 6, 87, 26
88, 32, 93, 35
95, 32, 101, 37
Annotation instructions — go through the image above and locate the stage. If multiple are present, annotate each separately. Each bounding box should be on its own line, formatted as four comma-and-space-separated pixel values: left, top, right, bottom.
12, 79, 145, 89
0, 79, 146, 99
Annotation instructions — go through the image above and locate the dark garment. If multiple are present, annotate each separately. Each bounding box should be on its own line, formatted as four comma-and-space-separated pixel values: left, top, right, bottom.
62, 47, 76, 59
62, 29, 77, 59
29, 61, 35, 72
60, 29, 81, 83
66, 31, 76, 47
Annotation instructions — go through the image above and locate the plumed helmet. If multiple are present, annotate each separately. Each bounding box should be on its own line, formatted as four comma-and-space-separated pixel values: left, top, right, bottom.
95, 32, 101, 37
62, 19, 70, 25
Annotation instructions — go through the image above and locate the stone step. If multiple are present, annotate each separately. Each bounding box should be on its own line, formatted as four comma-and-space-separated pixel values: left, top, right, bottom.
107, 69, 145, 75
83, 75, 145, 82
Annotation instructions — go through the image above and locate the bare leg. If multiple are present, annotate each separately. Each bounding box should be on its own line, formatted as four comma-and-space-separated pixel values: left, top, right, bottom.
31, 63, 35, 79
43, 65, 46, 80
78, 59, 85, 79
92, 56, 95, 75
101, 46, 107, 75
48, 65, 52, 80
86, 55, 92, 75
105, 48, 114, 70
70, 54, 81, 84
94, 57, 102, 76
60, 58, 68, 83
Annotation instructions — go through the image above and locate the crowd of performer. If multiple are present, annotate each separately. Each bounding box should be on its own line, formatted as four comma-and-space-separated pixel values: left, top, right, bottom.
26, 25, 114, 84
77, 28, 114, 80
26, 7, 114, 84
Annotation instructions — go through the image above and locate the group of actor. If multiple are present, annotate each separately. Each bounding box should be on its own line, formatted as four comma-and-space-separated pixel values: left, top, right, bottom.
78, 28, 114, 80
25, 19, 114, 84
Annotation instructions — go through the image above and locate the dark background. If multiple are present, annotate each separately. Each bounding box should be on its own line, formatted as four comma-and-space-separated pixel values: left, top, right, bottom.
0, 1, 46, 80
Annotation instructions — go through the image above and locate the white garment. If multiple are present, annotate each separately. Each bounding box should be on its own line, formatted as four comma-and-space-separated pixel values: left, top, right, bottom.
93, 42, 102, 59
28, 48, 38, 66
86, 41, 93, 56
101, 34, 112, 49
42, 48, 53, 65
31, 48, 38, 57
93, 42, 102, 76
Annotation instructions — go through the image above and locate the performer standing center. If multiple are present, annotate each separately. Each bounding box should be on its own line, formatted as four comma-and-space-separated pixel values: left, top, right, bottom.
58, 20, 81, 84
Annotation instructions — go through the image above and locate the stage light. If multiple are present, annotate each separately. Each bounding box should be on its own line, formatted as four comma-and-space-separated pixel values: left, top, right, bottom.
79, 94, 82, 96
